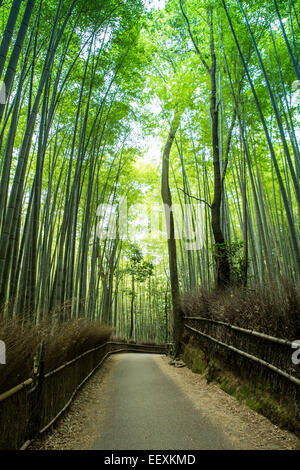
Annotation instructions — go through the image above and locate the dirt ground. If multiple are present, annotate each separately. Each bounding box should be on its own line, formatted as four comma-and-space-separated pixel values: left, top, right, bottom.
154, 355, 299, 450
30, 353, 299, 450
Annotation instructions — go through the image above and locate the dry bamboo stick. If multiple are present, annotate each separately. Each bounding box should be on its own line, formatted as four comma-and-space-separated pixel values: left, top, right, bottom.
45, 342, 166, 378
184, 324, 300, 386
19, 440, 31, 450
0, 378, 33, 403
44, 342, 108, 378
184, 316, 293, 346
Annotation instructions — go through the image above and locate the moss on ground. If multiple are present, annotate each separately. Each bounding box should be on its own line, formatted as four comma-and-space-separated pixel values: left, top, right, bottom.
183, 344, 207, 374
182, 337, 300, 436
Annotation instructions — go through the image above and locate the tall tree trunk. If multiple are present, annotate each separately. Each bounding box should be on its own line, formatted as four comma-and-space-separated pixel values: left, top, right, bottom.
180, 1, 231, 288
161, 111, 183, 356
208, 9, 231, 288
129, 273, 134, 339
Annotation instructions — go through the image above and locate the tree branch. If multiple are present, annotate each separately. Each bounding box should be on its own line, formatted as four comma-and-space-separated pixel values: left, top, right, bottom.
178, 187, 211, 208
179, 0, 211, 74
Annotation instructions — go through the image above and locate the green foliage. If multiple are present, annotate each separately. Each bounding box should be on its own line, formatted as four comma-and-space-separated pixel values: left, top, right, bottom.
212, 241, 245, 285
127, 243, 154, 283
183, 342, 207, 374
0, 0, 298, 345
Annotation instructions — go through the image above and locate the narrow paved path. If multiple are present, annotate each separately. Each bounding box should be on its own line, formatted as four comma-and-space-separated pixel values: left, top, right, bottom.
92, 353, 233, 450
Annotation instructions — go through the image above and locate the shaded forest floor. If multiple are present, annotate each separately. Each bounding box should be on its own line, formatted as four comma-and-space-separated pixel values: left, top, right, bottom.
156, 356, 298, 450
30, 354, 298, 450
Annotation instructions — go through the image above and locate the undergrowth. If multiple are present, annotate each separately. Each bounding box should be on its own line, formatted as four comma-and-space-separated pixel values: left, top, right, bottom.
182, 337, 300, 436
0, 317, 112, 393
180, 282, 300, 340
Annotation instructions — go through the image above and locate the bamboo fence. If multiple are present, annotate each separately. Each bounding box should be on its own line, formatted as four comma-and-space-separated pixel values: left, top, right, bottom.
183, 316, 300, 395
0, 341, 167, 450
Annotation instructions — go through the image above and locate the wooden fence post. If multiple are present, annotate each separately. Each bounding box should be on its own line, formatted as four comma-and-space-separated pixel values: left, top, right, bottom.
27, 341, 45, 439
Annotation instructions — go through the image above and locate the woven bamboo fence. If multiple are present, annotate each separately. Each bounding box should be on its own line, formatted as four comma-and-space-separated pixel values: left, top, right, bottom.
183, 316, 300, 399
0, 341, 167, 450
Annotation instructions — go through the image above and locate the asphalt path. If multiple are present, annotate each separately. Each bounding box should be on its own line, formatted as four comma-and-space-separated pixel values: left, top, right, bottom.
92, 353, 233, 450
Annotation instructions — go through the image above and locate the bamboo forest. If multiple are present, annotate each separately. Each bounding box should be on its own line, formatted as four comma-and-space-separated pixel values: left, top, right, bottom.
0, 0, 300, 452
0, 0, 299, 342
